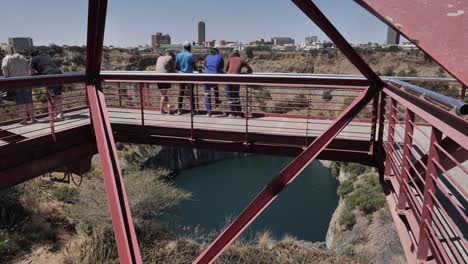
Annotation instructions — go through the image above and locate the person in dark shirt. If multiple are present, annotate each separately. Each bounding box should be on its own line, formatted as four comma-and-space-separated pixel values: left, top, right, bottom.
30, 50, 64, 119
225, 51, 252, 117
203, 48, 224, 117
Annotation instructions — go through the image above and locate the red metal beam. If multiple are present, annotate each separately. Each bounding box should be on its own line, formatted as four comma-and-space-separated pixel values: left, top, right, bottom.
87, 84, 142, 264
355, 0, 468, 86
85, 0, 142, 263
291, 0, 382, 85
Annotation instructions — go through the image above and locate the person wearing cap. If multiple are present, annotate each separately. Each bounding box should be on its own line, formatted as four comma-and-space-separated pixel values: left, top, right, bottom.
203, 48, 223, 117
225, 50, 253, 117
175, 41, 196, 115
1, 46, 36, 124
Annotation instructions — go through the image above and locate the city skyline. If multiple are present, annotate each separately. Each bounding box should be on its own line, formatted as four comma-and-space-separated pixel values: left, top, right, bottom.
1, 0, 393, 47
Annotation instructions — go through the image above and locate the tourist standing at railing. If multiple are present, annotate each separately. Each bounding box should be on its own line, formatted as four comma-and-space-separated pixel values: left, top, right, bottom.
1, 46, 36, 124
30, 50, 64, 120
203, 48, 224, 117
175, 42, 197, 115
225, 51, 253, 117
155, 51, 176, 114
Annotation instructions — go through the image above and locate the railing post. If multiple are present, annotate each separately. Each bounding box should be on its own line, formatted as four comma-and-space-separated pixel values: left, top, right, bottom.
244, 86, 249, 145
195, 83, 199, 112
396, 110, 415, 211
118, 82, 122, 107
305, 88, 311, 147
377, 92, 387, 156
384, 98, 397, 178
139, 83, 144, 126
369, 94, 379, 155
416, 127, 442, 262
190, 85, 194, 141
46, 87, 56, 142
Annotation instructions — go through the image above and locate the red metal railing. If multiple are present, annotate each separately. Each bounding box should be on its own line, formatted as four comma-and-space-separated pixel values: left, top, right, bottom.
380, 82, 467, 263
0, 79, 89, 144
101, 81, 374, 142
0, 72, 465, 264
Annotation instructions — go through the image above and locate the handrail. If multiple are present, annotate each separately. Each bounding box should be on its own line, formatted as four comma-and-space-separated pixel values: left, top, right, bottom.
100, 71, 370, 87
388, 79, 468, 115
0, 72, 86, 90
384, 83, 468, 150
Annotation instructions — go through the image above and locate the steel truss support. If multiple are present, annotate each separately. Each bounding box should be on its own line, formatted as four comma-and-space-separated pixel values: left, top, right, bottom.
85, 0, 142, 263
193, 1, 383, 263
87, 84, 142, 264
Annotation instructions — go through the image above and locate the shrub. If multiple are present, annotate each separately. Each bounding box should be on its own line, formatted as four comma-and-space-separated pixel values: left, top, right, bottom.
52, 185, 79, 204
345, 174, 386, 215
339, 206, 356, 229
337, 180, 354, 197
343, 162, 369, 178
246, 48, 254, 59
0, 229, 23, 255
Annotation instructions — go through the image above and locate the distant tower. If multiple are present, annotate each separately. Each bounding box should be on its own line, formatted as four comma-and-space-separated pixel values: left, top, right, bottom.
198, 21, 206, 46
386, 26, 400, 45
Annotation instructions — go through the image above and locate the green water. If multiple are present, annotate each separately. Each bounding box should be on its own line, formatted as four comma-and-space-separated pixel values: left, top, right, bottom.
174, 155, 339, 241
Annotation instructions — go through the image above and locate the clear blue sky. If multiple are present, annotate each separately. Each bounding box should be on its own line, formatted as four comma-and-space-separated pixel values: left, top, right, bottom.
1, 0, 389, 47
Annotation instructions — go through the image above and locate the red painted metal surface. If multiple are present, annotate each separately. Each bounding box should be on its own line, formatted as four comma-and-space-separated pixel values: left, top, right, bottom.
292, 0, 382, 85
87, 85, 142, 264
380, 84, 467, 263
85, 0, 142, 263
355, 0, 468, 86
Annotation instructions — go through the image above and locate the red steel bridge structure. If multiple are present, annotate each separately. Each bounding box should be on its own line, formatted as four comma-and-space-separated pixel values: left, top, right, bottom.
0, 0, 467, 263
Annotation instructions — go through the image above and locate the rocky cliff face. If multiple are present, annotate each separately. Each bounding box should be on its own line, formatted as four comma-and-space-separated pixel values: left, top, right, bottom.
325, 163, 406, 263
120, 144, 246, 172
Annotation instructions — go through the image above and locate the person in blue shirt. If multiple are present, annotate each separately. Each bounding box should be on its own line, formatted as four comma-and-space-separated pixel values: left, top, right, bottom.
203, 48, 224, 117
175, 41, 196, 115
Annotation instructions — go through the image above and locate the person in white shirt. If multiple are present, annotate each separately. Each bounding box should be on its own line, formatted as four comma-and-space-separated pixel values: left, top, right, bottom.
1, 46, 36, 124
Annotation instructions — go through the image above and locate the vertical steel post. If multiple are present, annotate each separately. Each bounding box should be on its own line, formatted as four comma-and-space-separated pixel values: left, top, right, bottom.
118, 82, 122, 107
369, 95, 379, 155
190, 85, 194, 140
46, 87, 56, 142
305, 88, 311, 147
396, 110, 415, 211
416, 127, 442, 262
139, 83, 145, 126
244, 86, 249, 145
384, 98, 397, 178
376, 92, 387, 160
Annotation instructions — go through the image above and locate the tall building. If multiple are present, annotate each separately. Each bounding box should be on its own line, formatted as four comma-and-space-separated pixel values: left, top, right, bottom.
271, 37, 295, 46
198, 21, 206, 46
305, 36, 318, 45
8, 37, 33, 49
386, 26, 400, 45
151, 33, 171, 48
